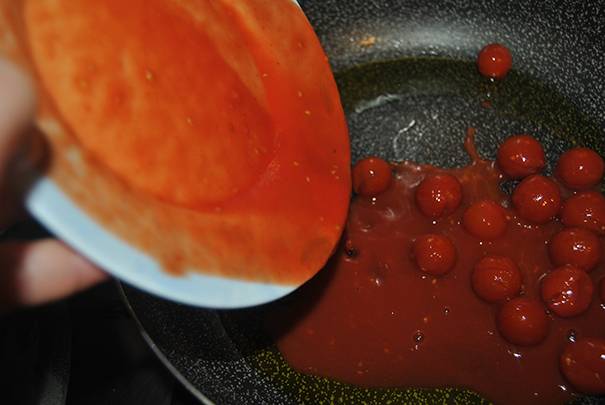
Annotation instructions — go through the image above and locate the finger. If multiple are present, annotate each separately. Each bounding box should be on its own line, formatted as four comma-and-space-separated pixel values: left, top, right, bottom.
0, 239, 108, 310
0, 59, 39, 228
0, 58, 36, 172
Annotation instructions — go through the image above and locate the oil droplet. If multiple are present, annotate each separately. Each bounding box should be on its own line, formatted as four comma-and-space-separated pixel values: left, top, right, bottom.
567, 329, 577, 343
413, 331, 424, 343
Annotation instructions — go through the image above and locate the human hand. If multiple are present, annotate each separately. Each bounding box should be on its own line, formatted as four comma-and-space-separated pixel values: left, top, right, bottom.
0, 59, 107, 310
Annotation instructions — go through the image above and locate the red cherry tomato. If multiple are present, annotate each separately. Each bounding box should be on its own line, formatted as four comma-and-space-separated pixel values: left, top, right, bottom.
560, 191, 605, 235
412, 234, 457, 276
496, 297, 549, 346
561, 337, 605, 395
352, 157, 392, 197
541, 266, 594, 318
472, 256, 522, 303
549, 227, 601, 272
415, 174, 463, 219
477, 43, 513, 80
496, 135, 545, 179
463, 200, 508, 240
512, 175, 561, 224
556, 147, 605, 190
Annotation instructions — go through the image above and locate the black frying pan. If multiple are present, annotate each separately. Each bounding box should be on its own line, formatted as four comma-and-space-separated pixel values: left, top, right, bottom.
121, 0, 605, 403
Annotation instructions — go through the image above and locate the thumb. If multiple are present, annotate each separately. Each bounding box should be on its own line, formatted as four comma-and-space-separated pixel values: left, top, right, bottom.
0, 59, 39, 228
0, 58, 37, 173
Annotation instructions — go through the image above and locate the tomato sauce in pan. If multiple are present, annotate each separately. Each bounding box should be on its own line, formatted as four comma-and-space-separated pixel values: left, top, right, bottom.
267, 129, 605, 404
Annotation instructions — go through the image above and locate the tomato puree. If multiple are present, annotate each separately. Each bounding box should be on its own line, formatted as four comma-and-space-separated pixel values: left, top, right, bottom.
266, 130, 605, 404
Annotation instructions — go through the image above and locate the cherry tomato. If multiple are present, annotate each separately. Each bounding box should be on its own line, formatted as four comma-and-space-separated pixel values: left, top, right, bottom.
561, 337, 605, 394
549, 227, 601, 271
352, 157, 392, 197
512, 175, 561, 224
541, 266, 593, 318
415, 174, 463, 219
560, 191, 605, 235
496, 297, 549, 346
556, 147, 604, 190
412, 234, 457, 276
477, 43, 513, 80
463, 200, 508, 240
496, 135, 545, 179
472, 256, 522, 303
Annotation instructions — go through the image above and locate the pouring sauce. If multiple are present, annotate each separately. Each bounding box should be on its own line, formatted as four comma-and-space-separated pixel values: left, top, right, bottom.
16, 0, 351, 283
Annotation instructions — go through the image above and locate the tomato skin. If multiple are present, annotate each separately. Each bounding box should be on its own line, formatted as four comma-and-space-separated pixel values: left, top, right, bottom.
477, 43, 513, 80
540, 266, 594, 318
496, 135, 545, 179
561, 337, 605, 395
352, 157, 392, 197
472, 256, 522, 303
512, 175, 561, 224
412, 234, 457, 276
415, 174, 463, 219
549, 227, 601, 271
496, 297, 549, 346
463, 200, 508, 240
560, 191, 605, 235
556, 147, 604, 190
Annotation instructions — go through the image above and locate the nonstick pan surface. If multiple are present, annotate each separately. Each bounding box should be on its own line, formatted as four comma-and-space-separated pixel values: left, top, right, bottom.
121, 0, 605, 403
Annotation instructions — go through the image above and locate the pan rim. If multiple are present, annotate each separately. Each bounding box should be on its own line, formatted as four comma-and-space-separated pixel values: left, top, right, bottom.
116, 281, 215, 405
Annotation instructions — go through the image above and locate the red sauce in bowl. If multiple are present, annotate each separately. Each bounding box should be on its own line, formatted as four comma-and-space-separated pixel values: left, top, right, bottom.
266, 131, 605, 404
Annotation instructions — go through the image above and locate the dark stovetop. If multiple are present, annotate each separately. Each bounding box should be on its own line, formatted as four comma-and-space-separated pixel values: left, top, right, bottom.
0, 221, 201, 405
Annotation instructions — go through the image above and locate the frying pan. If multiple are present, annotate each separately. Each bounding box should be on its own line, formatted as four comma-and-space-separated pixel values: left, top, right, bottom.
120, 0, 605, 403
